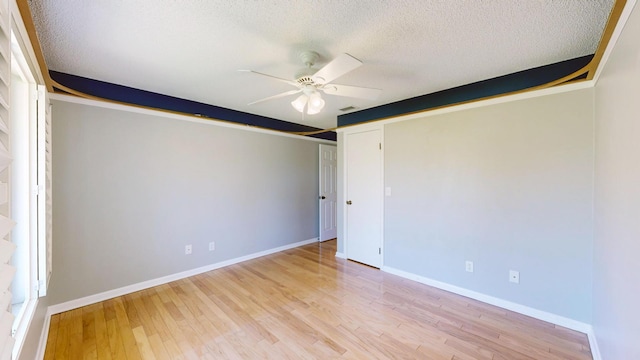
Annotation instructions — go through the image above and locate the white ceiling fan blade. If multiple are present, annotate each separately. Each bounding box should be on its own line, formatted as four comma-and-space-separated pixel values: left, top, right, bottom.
322, 84, 381, 100
238, 70, 298, 87
311, 53, 362, 84
248, 89, 301, 105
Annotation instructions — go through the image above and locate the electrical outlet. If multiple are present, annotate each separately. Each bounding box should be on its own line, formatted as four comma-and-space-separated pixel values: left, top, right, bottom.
209, 242, 215, 251
465, 261, 474, 273
185, 244, 192, 255
509, 270, 519, 284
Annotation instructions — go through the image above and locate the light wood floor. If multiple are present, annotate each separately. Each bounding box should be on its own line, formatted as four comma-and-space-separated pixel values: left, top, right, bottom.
44, 240, 592, 359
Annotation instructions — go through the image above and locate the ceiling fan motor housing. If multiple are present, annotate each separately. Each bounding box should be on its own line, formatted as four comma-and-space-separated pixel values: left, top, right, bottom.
295, 50, 324, 86
299, 50, 320, 67
295, 75, 317, 86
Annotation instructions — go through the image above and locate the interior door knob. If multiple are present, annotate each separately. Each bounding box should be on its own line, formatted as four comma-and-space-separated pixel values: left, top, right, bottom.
320, 196, 326, 199
346, 200, 352, 205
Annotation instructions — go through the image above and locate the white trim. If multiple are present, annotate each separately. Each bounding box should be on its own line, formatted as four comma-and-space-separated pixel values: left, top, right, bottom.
335, 252, 346, 259
47, 237, 318, 315
48, 93, 335, 144
381, 265, 592, 334
11, 298, 37, 360
592, 0, 638, 83
339, 132, 348, 263
587, 327, 602, 360
338, 120, 388, 133
337, 81, 593, 133
9, 0, 47, 85
35, 307, 50, 360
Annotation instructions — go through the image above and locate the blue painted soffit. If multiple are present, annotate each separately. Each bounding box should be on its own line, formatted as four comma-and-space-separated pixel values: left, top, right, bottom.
338, 54, 593, 127
50, 54, 591, 140
49, 71, 337, 141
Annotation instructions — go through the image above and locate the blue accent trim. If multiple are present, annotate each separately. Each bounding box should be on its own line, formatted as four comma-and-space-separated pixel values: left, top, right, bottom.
49, 71, 337, 141
50, 54, 591, 139
338, 55, 593, 127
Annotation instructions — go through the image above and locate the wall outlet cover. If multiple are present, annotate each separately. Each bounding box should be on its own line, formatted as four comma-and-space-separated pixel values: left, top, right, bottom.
465, 261, 474, 273
509, 270, 520, 284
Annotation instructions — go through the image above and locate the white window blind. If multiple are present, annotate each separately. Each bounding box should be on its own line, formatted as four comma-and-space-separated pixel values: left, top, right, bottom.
0, 0, 14, 358
37, 86, 51, 296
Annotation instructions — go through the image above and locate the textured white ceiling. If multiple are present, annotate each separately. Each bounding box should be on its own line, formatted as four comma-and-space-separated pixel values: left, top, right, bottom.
29, 0, 614, 129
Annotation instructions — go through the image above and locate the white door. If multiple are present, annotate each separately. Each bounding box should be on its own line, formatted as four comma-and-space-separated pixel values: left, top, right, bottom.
319, 144, 337, 241
346, 129, 382, 268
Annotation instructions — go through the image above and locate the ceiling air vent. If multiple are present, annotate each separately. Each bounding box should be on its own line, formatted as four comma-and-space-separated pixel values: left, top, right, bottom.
339, 106, 357, 112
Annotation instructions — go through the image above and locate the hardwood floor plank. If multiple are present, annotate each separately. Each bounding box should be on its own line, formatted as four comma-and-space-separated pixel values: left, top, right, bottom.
112, 298, 143, 360
105, 317, 126, 359
131, 326, 157, 360
92, 304, 112, 360
42, 313, 59, 360
52, 312, 70, 360
44, 240, 593, 359
81, 305, 98, 360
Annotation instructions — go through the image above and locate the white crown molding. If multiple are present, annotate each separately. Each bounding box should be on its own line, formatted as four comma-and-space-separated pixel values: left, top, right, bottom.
48, 93, 335, 144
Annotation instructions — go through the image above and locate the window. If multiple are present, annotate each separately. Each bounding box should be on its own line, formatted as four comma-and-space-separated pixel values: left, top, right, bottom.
9, 27, 39, 341
4, 16, 50, 358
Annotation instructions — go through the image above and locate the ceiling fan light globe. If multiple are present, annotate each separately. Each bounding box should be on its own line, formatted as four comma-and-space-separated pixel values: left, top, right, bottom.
307, 97, 325, 115
291, 95, 308, 112
306, 106, 321, 115
309, 95, 324, 108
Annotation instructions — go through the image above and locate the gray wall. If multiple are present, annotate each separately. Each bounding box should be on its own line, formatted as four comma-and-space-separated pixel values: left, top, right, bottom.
47, 100, 321, 305
593, 4, 640, 359
383, 89, 594, 322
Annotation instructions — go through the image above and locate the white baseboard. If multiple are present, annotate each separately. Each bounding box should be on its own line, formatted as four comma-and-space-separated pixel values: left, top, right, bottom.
37, 241, 601, 359
36, 237, 318, 358
382, 266, 592, 334
386, 263, 603, 357
587, 327, 602, 360
35, 308, 52, 360
47, 237, 318, 316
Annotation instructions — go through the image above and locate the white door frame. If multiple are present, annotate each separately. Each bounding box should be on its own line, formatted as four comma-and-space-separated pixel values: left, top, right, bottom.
338, 122, 384, 267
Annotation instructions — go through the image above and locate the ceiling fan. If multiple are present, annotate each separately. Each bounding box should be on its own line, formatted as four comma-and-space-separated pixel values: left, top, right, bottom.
240, 51, 381, 115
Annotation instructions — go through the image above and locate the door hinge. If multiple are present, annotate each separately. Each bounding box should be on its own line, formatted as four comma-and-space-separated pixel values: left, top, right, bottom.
379, 247, 381, 255
379, 143, 382, 150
